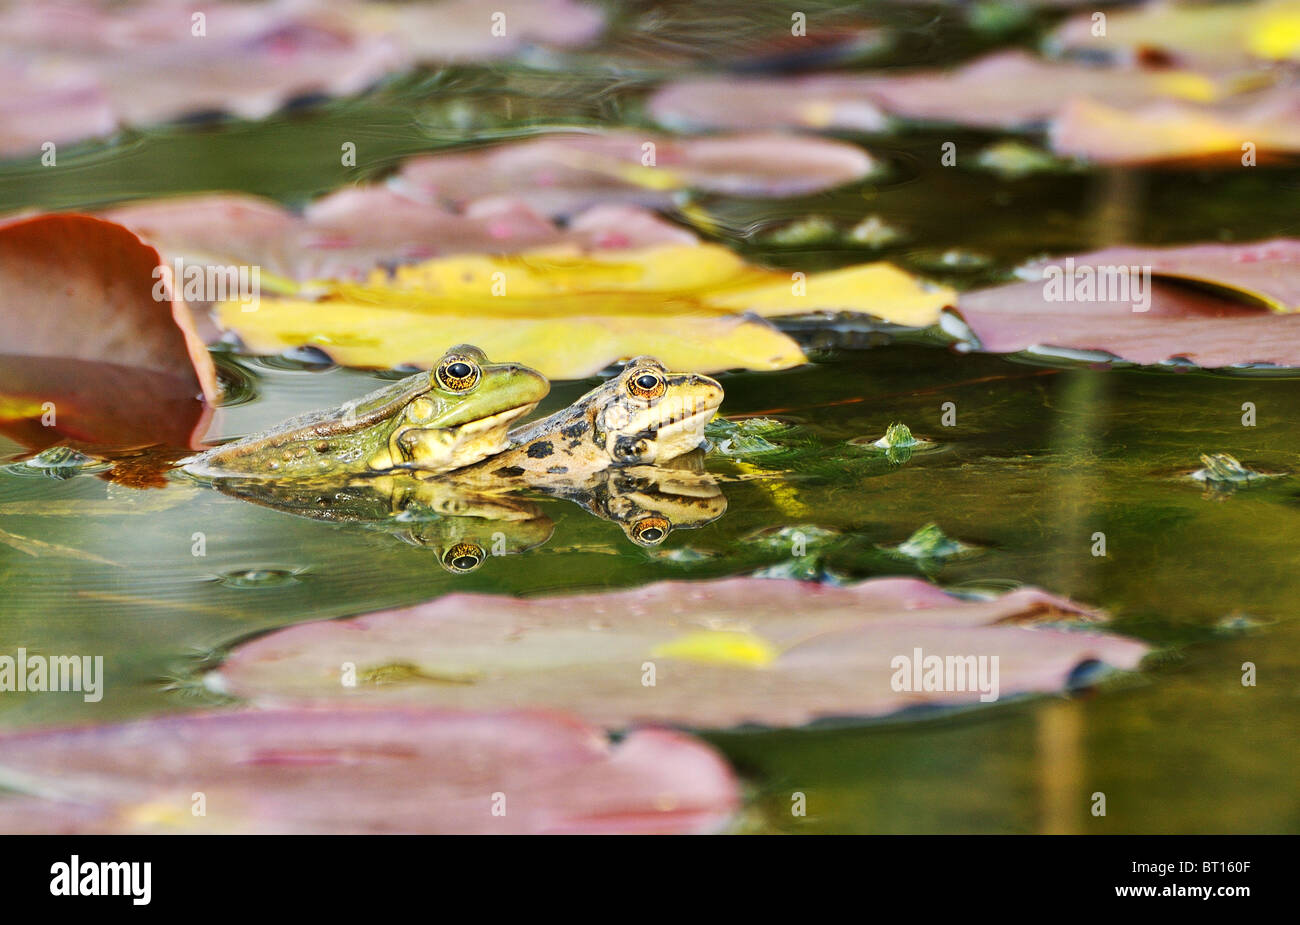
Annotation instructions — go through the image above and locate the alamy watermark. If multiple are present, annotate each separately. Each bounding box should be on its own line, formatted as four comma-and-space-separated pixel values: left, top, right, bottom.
1042, 258, 1153, 312
0, 648, 103, 702
152, 258, 261, 311
890, 647, 1000, 702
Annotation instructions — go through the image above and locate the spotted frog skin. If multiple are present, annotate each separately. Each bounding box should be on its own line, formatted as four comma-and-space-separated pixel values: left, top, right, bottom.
182, 346, 549, 479
466, 356, 723, 480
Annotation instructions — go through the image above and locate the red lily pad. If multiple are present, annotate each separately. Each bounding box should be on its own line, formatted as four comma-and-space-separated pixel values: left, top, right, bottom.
649, 51, 1229, 131
0, 214, 216, 449
0, 709, 738, 834
392, 131, 878, 216
954, 279, 1300, 368
209, 577, 1148, 730
103, 189, 697, 283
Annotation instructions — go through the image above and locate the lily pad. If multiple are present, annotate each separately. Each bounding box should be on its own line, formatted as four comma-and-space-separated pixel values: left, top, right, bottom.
1023, 240, 1300, 314
0, 708, 738, 834
213, 243, 953, 378
1049, 0, 1300, 69
1051, 91, 1300, 165
209, 577, 1148, 729
103, 190, 696, 282
0, 0, 609, 154
392, 131, 878, 215
649, 51, 1232, 131
0, 59, 117, 158
0, 214, 216, 450
954, 277, 1300, 369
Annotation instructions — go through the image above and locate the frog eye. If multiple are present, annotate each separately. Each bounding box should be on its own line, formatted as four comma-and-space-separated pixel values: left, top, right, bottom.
626, 369, 666, 400
442, 543, 485, 573
629, 516, 671, 547
436, 355, 481, 392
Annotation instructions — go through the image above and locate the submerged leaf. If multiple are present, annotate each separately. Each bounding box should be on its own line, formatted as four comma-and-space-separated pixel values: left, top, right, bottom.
209, 577, 1147, 729
0, 709, 738, 834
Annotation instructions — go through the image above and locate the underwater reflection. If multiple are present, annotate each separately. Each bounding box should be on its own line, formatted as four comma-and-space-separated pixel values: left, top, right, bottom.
201, 450, 727, 570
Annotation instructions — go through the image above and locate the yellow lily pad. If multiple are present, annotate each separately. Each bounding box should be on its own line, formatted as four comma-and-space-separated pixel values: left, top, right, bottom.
216, 244, 953, 378
1050, 0, 1300, 69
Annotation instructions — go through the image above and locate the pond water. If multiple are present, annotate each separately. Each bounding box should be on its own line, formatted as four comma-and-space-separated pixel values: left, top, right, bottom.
1, 1, 1298, 833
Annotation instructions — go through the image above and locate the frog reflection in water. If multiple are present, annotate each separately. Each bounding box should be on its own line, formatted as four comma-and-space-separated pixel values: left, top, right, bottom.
182, 346, 550, 479
205, 472, 555, 574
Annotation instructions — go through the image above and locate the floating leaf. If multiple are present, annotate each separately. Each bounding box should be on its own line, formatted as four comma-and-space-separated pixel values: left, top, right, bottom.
0, 0, 609, 154
649, 51, 1234, 131
213, 243, 952, 378
335, 0, 605, 63
954, 276, 1300, 369
392, 131, 878, 216
0, 214, 216, 450
1022, 240, 1300, 315
209, 577, 1147, 729
1050, 91, 1300, 164
0, 59, 116, 158
102, 191, 696, 283
1049, 0, 1300, 69
0, 709, 738, 834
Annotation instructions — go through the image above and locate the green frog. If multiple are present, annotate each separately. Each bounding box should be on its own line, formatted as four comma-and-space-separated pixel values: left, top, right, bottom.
182, 346, 549, 479
463, 356, 724, 480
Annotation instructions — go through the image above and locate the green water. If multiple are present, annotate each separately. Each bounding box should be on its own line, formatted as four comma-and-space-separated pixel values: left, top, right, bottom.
1, 1, 1299, 833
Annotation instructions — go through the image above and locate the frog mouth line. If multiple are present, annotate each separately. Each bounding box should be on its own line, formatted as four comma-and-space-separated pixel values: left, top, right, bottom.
447, 401, 541, 438
663, 406, 720, 432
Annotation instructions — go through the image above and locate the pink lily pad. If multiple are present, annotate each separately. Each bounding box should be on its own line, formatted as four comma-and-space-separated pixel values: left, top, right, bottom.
392, 131, 878, 216
649, 51, 1226, 131
0, 60, 117, 158
337, 0, 606, 62
954, 279, 1300, 368
0, 0, 607, 156
1050, 90, 1300, 165
102, 189, 696, 283
0, 708, 738, 834
0, 214, 217, 449
1024, 239, 1300, 313
209, 577, 1148, 730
